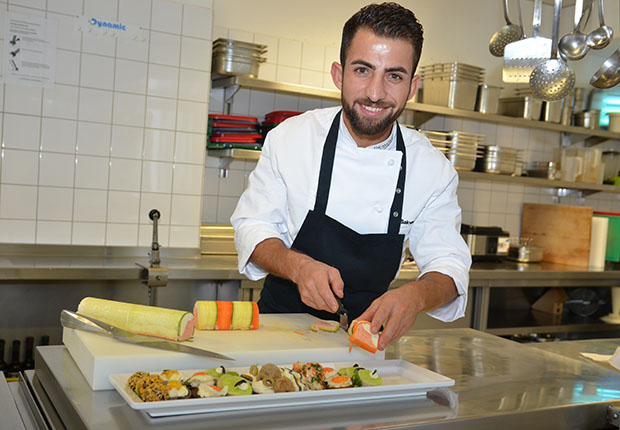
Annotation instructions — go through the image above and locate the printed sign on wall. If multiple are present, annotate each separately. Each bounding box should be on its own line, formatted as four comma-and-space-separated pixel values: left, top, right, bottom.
3, 12, 57, 87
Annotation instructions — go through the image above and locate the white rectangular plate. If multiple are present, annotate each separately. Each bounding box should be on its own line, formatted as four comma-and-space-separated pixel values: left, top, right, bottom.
109, 359, 454, 417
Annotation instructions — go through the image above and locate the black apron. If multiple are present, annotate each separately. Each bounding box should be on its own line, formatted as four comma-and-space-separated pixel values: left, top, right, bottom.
258, 110, 407, 321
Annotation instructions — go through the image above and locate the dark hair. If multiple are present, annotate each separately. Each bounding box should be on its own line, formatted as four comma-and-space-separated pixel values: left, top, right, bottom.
340, 2, 424, 75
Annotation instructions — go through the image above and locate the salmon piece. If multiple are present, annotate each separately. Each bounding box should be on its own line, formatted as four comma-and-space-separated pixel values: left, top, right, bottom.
348, 320, 379, 354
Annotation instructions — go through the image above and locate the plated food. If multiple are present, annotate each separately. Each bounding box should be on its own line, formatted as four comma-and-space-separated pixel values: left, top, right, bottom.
128, 362, 383, 402
193, 301, 259, 330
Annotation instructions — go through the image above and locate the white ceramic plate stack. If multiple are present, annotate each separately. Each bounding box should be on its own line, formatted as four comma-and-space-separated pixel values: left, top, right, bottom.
419, 63, 485, 110
421, 130, 485, 171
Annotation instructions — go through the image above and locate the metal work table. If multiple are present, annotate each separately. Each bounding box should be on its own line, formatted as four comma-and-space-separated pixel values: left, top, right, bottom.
26, 329, 620, 429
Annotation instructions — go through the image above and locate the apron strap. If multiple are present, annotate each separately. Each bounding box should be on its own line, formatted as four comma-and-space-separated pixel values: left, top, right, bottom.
314, 109, 407, 235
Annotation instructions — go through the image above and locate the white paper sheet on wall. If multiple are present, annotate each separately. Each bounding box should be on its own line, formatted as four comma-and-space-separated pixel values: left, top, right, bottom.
3, 12, 57, 87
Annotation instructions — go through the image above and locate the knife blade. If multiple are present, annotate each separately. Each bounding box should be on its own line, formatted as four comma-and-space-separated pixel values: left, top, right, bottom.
334, 296, 348, 331
60, 309, 234, 361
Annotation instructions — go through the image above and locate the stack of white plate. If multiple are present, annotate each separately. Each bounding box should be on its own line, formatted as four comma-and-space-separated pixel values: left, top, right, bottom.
419, 63, 485, 110
421, 130, 485, 171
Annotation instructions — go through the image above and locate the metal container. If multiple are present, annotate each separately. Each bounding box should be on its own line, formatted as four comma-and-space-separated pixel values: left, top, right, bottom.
211, 38, 267, 78
573, 109, 600, 129
422, 79, 479, 110
507, 237, 543, 263
542, 100, 562, 123
523, 161, 558, 180
607, 112, 620, 132
476, 145, 519, 175
498, 97, 543, 120
212, 54, 264, 78
475, 84, 502, 114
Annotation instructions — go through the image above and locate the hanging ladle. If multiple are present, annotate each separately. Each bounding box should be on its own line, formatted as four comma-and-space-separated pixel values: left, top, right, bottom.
530, 0, 576, 101
558, 0, 592, 61
586, 0, 613, 49
489, 0, 524, 57
590, 48, 620, 89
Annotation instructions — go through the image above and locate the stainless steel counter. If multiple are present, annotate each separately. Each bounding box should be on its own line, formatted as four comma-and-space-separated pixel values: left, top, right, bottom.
528, 338, 620, 372
31, 329, 620, 429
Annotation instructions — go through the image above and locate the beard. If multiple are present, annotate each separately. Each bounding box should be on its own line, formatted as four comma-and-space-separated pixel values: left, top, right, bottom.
341, 96, 406, 137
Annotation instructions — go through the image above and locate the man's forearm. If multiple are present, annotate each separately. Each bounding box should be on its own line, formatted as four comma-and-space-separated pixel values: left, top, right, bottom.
249, 238, 309, 283
402, 272, 459, 313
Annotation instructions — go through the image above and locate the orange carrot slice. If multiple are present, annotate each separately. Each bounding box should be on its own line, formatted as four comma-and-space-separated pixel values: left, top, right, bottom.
330, 375, 350, 384
216, 301, 233, 330
250, 302, 259, 329
348, 320, 378, 354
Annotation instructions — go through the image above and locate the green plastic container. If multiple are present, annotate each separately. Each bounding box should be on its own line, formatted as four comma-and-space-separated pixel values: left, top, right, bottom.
593, 211, 620, 262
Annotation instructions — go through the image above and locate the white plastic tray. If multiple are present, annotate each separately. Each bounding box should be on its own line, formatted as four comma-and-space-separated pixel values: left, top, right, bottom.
109, 359, 454, 417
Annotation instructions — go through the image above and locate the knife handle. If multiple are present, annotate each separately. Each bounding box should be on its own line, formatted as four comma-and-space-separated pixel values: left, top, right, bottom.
60, 310, 111, 336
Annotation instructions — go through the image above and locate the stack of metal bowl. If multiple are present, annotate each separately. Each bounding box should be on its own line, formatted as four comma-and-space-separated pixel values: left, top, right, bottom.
475, 145, 521, 175
419, 63, 485, 110
421, 130, 485, 171
212, 38, 267, 78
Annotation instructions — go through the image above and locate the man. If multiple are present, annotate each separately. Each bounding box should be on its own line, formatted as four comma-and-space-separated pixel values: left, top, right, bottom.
231, 2, 471, 351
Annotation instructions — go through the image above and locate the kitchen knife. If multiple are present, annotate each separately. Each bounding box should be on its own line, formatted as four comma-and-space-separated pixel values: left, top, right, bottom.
60, 309, 234, 361
335, 297, 349, 331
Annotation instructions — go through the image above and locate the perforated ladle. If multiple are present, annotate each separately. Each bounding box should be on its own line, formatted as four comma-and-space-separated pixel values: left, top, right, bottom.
530, 0, 576, 101
587, 0, 613, 49
489, 0, 524, 57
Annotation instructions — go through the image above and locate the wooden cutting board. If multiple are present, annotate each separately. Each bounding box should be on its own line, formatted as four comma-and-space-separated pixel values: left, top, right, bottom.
63, 313, 384, 391
521, 203, 593, 267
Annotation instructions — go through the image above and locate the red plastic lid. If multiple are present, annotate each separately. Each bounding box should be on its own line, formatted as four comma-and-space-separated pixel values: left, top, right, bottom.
594, 211, 620, 217
211, 133, 262, 139
208, 114, 258, 122
210, 136, 261, 143
264, 111, 302, 122
210, 121, 258, 128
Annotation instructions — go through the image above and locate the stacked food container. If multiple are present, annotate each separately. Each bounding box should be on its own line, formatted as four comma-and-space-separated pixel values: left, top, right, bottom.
212, 38, 267, 78
419, 63, 485, 110
498, 87, 544, 120
421, 130, 485, 171
475, 145, 522, 175
207, 114, 262, 150
260, 111, 302, 139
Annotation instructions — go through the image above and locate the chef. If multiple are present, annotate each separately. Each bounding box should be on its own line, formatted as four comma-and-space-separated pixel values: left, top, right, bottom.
231, 2, 471, 350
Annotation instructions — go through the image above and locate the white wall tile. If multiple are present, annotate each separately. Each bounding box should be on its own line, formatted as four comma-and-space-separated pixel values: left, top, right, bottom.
115, 59, 148, 94
278, 38, 302, 68
73, 188, 106, 221
109, 158, 141, 191
47, 0, 82, 15
217, 168, 245, 197
145, 96, 176, 129
300, 69, 323, 88
113, 92, 146, 127
0, 220, 35, 242
1, 149, 38, 185
149, 31, 181, 67
212, 25, 227, 41
203, 167, 219, 194
42, 85, 79, 119
172, 162, 202, 196
216, 195, 238, 224
178, 68, 209, 102
201, 195, 216, 223
80, 54, 114, 90
111, 125, 143, 159
276, 65, 300, 84
36, 221, 72, 244
107, 190, 140, 222
151, 0, 181, 34
5, 85, 42, 116
248, 90, 275, 117
77, 122, 110, 156
81, 34, 116, 57
79, 88, 113, 123
176, 100, 206, 133
169, 225, 199, 248
182, 4, 212, 40
40, 118, 76, 153
254, 33, 277, 64
257, 62, 276, 81
274, 93, 299, 111
227, 28, 252, 43
170, 194, 200, 225
72, 221, 105, 245
144, 128, 174, 161
49, 13, 81, 51
138, 223, 169, 246
3, 114, 40, 150
39, 152, 74, 187
174, 132, 204, 164
147, 64, 179, 98
55, 49, 81, 86
12, 0, 46, 10
118, 0, 151, 28
0, 184, 37, 219
180, 37, 210, 71
302, 43, 324, 72
139, 192, 170, 224
141, 160, 172, 193
83, 0, 116, 17
117, 39, 149, 62
75, 155, 109, 189
37, 186, 73, 220
8, 5, 44, 15
106, 223, 139, 246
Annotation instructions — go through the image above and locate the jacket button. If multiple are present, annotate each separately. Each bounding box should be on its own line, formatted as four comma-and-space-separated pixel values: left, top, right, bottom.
376, 206, 383, 213
393, 211, 399, 217
396, 188, 401, 194
388, 159, 395, 166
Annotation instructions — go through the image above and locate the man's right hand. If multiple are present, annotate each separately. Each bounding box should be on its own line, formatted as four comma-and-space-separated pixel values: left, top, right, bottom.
249, 238, 344, 313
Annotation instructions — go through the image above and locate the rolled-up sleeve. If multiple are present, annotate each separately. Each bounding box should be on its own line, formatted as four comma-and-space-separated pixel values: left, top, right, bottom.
408, 166, 472, 322
230, 134, 291, 280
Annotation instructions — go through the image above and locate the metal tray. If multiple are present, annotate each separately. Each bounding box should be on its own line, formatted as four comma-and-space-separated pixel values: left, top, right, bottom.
109, 359, 454, 417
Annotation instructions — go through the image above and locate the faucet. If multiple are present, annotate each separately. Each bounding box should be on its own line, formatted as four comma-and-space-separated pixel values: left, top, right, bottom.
136, 209, 169, 306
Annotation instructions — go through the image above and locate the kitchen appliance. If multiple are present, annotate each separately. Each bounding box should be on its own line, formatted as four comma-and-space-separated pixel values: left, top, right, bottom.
461, 224, 510, 261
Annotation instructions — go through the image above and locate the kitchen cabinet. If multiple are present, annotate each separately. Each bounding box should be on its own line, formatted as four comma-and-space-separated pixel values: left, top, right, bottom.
209, 76, 620, 196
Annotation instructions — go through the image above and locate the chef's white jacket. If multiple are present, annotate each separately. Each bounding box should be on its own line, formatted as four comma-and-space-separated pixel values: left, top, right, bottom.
231, 106, 472, 322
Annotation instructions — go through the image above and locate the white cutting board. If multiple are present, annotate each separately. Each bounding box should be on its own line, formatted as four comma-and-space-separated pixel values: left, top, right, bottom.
63, 314, 384, 391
